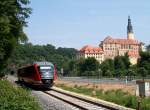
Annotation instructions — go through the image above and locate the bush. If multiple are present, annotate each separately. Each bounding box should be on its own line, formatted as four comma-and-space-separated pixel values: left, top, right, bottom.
141, 98, 150, 110
0, 80, 42, 110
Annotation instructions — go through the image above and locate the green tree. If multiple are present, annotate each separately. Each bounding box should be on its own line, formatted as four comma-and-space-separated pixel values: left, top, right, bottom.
76, 58, 86, 75
122, 53, 130, 69
63, 59, 77, 76
126, 68, 137, 81
146, 44, 150, 52
127, 65, 137, 76
138, 67, 148, 81
114, 54, 130, 70
77, 57, 99, 76
114, 56, 126, 70
57, 47, 77, 58
138, 51, 150, 75
100, 59, 114, 77
114, 55, 130, 77
0, 0, 31, 75
84, 57, 99, 72
115, 69, 127, 78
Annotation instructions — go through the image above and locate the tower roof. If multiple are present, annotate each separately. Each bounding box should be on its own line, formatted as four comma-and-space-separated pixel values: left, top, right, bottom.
127, 16, 133, 33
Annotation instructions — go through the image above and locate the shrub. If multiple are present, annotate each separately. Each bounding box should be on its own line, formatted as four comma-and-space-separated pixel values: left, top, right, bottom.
141, 98, 150, 110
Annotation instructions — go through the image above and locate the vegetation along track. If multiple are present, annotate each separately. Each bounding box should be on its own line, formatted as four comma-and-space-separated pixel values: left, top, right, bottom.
43, 87, 133, 110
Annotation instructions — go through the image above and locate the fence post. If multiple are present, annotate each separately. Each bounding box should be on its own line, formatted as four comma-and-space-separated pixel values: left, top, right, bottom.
137, 97, 141, 110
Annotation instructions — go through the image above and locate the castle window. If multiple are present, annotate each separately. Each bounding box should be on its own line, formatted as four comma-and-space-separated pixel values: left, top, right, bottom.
121, 45, 123, 49
129, 45, 131, 49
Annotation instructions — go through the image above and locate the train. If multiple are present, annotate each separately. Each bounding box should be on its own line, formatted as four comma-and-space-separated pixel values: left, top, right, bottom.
17, 61, 56, 88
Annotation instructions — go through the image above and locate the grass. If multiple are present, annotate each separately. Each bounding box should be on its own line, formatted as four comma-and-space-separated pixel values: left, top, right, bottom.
56, 83, 150, 110
0, 80, 42, 110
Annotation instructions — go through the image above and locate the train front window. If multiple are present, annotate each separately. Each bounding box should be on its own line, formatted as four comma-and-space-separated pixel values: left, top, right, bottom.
39, 66, 54, 78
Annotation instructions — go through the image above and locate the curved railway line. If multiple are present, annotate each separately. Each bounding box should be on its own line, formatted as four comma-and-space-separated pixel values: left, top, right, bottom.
43, 87, 134, 110
43, 90, 108, 110
7, 75, 134, 110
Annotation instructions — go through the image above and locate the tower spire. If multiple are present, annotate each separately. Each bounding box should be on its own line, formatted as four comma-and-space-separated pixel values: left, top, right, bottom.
127, 16, 134, 40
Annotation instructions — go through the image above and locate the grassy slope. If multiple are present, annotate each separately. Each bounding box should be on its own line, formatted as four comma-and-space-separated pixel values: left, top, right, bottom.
0, 80, 42, 110
56, 84, 150, 110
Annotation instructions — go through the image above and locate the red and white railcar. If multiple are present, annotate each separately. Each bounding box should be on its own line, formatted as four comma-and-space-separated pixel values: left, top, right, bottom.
17, 61, 56, 88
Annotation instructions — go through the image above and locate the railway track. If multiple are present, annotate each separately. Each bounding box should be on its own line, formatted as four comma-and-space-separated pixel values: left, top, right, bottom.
7, 75, 134, 110
43, 90, 108, 110
43, 87, 133, 110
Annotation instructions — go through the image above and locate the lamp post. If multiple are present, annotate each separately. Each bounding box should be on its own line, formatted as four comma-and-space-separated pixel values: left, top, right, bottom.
98, 69, 102, 83
61, 68, 64, 77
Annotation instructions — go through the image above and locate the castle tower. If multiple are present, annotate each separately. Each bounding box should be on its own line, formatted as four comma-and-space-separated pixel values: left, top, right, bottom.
127, 16, 134, 40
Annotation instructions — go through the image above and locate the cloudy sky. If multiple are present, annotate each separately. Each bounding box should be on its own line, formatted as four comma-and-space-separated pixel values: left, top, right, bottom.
24, 0, 150, 49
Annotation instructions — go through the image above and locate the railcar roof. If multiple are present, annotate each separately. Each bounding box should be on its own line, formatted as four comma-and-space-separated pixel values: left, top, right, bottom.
33, 61, 54, 66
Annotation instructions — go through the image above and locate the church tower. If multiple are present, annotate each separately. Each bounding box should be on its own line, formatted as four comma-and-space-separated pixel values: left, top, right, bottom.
127, 16, 134, 40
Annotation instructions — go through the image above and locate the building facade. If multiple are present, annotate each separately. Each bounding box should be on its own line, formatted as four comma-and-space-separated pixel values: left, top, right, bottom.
77, 45, 104, 64
77, 16, 143, 64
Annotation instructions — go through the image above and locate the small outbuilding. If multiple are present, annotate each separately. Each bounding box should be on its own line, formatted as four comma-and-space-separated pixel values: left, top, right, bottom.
136, 80, 150, 97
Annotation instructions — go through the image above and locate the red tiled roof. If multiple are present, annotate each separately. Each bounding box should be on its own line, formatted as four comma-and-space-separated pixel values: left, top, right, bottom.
103, 36, 141, 45
79, 45, 103, 53
128, 51, 139, 57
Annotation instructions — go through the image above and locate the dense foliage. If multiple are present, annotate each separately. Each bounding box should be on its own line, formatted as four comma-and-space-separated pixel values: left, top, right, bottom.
7, 43, 150, 78
100, 59, 115, 77
76, 57, 99, 76
100, 49, 150, 78
63, 45, 150, 78
8, 43, 77, 73
100, 54, 130, 77
0, 0, 31, 75
0, 80, 42, 110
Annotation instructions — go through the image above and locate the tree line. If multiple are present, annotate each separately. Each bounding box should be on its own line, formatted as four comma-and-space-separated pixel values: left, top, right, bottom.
62, 45, 150, 78
2, 40, 150, 78
0, 0, 31, 77
7, 43, 77, 74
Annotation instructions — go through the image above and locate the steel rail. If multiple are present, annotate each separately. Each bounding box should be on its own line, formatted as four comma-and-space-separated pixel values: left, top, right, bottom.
48, 88, 117, 110
43, 91, 88, 110
46, 87, 134, 110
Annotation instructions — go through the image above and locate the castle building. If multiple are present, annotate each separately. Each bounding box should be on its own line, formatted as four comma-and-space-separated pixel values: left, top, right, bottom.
77, 16, 143, 64
77, 45, 104, 64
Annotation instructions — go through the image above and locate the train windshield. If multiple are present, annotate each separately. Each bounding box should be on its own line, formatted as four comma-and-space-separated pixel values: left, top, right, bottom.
39, 66, 54, 79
